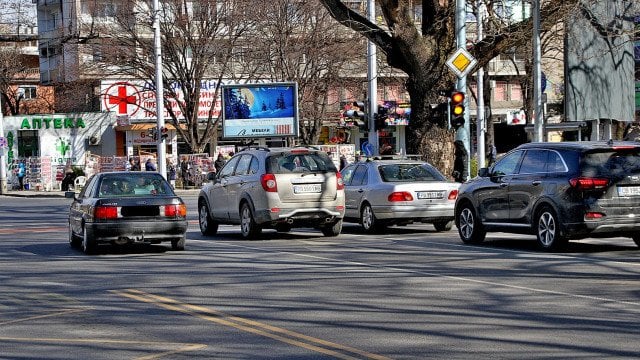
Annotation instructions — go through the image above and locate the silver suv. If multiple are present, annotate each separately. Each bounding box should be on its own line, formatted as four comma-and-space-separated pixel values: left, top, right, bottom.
198, 146, 345, 239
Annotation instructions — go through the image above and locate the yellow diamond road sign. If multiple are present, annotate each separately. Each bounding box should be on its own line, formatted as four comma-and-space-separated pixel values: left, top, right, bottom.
446, 47, 477, 78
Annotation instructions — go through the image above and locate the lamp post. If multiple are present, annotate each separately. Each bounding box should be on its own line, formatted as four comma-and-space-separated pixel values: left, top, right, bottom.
0, 95, 6, 194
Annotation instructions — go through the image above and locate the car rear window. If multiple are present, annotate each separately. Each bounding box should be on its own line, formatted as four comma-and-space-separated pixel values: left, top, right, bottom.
581, 149, 640, 177
378, 164, 446, 182
268, 152, 337, 174
98, 174, 175, 197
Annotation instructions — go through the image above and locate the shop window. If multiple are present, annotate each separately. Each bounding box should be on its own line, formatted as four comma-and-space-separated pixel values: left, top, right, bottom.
17, 130, 39, 157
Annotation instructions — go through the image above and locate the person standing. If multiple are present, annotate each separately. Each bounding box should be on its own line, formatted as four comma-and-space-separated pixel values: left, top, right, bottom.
145, 158, 157, 171
452, 118, 469, 183
339, 154, 348, 171
61, 162, 75, 191
167, 159, 177, 188
214, 153, 226, 173
17, 162, 26, 190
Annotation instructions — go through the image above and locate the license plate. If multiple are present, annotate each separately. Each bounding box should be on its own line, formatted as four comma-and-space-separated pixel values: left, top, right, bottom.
417, 191, 443, 199
293, 184, 322, 194
617, 186, 640, 197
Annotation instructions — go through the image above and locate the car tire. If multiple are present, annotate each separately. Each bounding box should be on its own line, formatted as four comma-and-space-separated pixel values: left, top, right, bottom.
361, 203, 384, 233
69, 223, 81, 248
433, 220, 453, 232
199, 202, 218, 236
535, 206, 567, 251
321, 219, 343, 237
82, 224, 97, 255
240, 203, 261, 239
171, 236, 186, 251
456, 203, 486, 244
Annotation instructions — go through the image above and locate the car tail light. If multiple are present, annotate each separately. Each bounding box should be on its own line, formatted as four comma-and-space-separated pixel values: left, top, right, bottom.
336, 172, 345, 190
388, 192, 413, 202
164, 204, 187, 218
261, 174, 278, 192
95, 205, 118, 220
584, 212, 605, 220
448, 189, 459, 200
569, 177, 609, 190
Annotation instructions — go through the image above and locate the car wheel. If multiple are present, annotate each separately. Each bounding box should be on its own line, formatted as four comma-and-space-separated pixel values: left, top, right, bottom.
631, 235, 640, 248
433, 220, 453, 232
535, 206, 567, 251
198, 202, 218, 236
240, 203, 261, 239
68, 223, 81, 248
82, 224, 97, 255
361, 203, 383, 233
171, 236, 186, 251
456, 203, 486, 244
321, 219, 343, 237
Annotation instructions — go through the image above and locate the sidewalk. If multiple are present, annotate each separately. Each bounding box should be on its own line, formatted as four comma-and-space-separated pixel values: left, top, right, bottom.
0, 188, 201, 198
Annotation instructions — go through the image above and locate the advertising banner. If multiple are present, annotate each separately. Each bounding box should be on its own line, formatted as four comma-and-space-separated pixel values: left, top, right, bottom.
221, 82, 299, 139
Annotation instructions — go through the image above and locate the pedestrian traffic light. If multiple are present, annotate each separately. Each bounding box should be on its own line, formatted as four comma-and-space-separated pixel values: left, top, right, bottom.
160, 126, 169, 140
375, 105, 388, 130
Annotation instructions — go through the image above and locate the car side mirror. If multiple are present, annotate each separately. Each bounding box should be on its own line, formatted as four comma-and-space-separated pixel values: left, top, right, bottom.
64, 191, 77, 200
478, 167, 489, 177
207, 172, 216, 181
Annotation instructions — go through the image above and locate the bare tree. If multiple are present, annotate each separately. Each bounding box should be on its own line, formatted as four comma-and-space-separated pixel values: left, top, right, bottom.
250, 0, 362, 145
317, 0, 587, 168
80, 0, 262, 154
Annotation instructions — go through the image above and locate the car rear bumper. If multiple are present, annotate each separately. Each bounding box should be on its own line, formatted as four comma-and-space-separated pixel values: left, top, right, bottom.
87, 219, 188, 244
564, 216, 640, 238
372, 204, 455, 221
255, 207, 344, 224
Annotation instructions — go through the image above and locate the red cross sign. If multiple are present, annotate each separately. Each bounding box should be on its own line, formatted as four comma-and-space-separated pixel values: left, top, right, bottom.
103, 82, 140, 116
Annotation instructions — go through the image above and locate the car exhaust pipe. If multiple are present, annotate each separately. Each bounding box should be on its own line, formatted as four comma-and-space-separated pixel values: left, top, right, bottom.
286, 218, 294, 224
325, 217, 334, 223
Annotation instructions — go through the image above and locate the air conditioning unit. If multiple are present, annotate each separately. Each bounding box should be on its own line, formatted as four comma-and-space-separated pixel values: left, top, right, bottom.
88, 135, 101, 145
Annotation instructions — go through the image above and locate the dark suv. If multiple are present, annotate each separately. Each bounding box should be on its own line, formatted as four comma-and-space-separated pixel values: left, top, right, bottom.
198, 146, 345, 239
455, 141, 640, 251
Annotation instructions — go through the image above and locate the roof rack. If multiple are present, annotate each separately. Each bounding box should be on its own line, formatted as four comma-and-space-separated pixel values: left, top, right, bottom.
239, 145, 271, 152
365, 154, 423, 161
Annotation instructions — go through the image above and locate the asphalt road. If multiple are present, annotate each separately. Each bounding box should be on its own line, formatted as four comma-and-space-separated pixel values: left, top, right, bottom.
0, 195, 639, 359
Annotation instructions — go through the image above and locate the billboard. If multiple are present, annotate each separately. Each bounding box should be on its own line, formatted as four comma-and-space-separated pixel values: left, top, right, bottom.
221, 83, 299, 139
380, 101, 411, 126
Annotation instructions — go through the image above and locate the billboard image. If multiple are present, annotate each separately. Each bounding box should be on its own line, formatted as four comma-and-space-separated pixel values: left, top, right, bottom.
222, 83, 299, 139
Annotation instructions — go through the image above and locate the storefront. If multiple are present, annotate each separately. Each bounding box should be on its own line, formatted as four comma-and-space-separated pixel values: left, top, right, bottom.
1, 113, 116, 190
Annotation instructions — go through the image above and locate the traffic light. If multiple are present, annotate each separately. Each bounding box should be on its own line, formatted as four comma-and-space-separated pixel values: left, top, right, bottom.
375, 105, 388, 130
449, 91, 465, 127
160, 126, 169, 140
343, 101, 366, 128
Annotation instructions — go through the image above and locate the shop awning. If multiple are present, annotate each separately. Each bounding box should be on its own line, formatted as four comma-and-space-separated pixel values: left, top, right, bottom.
114, 123, 184, 131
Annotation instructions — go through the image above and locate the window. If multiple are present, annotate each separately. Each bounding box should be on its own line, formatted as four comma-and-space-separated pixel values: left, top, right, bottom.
19, 87, 37, 100
351, 165, 368, 186
519, 150, 547, 174
492, 150, 523, 176
547, 151, 567, 173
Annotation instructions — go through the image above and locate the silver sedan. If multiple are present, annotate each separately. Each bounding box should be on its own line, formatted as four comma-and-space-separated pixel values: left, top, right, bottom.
340, 158, 459, 233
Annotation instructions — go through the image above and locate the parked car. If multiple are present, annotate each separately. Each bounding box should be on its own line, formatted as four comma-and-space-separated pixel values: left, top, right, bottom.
198, 146, 345, 239
66, 172, 188, 254
340, 157, 459, 232
455, 141, 640, 251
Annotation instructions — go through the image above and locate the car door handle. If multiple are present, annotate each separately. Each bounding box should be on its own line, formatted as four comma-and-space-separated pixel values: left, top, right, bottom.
532, 180, 541, 186
357, 189, 364, 193
499, 183, 508, 188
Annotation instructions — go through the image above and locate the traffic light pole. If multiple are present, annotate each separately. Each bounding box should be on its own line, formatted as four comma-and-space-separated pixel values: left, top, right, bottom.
456, 0, 470, 180
367, 0, 378, 156
153, 0, 167, 179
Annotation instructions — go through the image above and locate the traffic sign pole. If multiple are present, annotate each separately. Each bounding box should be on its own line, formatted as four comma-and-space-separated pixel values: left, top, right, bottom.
456, 0, 470, 181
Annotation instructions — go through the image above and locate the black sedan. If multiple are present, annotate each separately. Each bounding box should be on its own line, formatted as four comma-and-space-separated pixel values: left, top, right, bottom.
67, 171, 188, 254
